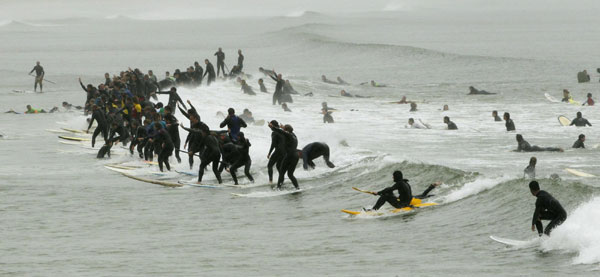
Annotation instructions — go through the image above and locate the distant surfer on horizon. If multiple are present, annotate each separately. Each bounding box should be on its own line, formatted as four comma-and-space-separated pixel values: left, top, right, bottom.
529, 181, 567, 236
468, 86, 495, 95
29, 61, 45, 92
364, 170, 440, 211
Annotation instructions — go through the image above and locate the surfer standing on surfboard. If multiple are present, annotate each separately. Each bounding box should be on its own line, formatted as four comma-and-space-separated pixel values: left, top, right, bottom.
29, 61, 44, 92
529, 181, 567, 236
364, 171, 440, 211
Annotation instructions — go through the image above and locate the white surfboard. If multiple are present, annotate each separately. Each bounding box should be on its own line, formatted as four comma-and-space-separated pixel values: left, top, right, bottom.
489, 236, 540, 247
544, 93, 560, 103
565, 168, 596, 178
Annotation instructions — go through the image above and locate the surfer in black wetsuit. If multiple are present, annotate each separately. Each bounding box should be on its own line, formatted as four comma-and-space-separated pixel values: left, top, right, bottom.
180, 123, 222, 184
301, 142, 335, 170
224, 132, 254, 185
570, 112, 592, 127
240, 80, 256, 95
214, 48, 226, 77
164, 113, 181, 163
444, 116, 458, 130
237, 49, 244, 71
504, 112, 516, 131
203, 59, 216, 86
87, 105, 108, 147
258, 79, 268, 93
323, 110, 334, 123
492, 110, 502, 122
368, 171, 440, 211
269, 122, 300, 190
572, 134, 585, 149
321, 75, 339, 84
156, 87, 186, 114
267, 120, 285, 183
269, 71, 285, 105
29, 61, 45, 92
529, 181, 567, 236
152, 123, 174, 172
524, 157, 536, 179
219, 108, 247, 141
468, 86, 495, 95
516, 134, 563, 152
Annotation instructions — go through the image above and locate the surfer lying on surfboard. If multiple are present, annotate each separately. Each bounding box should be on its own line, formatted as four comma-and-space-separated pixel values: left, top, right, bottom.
363, 170, 440, 211
529, 181, 567, 236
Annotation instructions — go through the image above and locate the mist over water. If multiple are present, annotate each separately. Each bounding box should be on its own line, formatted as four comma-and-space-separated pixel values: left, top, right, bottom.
2, 5, 600, 276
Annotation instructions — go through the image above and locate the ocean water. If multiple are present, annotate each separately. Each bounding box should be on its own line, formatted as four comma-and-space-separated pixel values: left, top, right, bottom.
1, 10, 600, 276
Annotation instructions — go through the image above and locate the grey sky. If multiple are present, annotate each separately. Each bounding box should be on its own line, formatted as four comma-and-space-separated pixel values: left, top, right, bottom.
2, 0, 598, 21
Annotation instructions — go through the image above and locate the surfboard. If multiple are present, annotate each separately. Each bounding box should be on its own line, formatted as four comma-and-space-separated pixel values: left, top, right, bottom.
175, 170, 197, 176
558, 116, 571, 126
489, 236, 540, 247
544, 93, 560, 103
61, 128, 86, 134
105, 164, 137, 170
565, 168, 596, 177
143, 160, 159, 165
177, 180, 221, 188
120, 172, 182, 187
58, 135, 90, 141
341, 202, 438, 216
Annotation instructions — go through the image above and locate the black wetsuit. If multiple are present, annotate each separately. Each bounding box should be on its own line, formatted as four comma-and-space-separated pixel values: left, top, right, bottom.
323, 112, 334, 123
203, 62, 216, 85
570, 118, 592, 127
88, 109, 108, 147
572, 139, 585, 149
506, 119, 516, 131
373, 181, 436, 210
30, 65, 44, 91
166, 119, 181, 163
215, 51, 225, 77
219, 115, 247, 141
182, 126, 221, 183
156, 90, 186, 114
109, 125, 129, 145
154, 128, 174, 172
446, 121, 458, 130
241, 83, 256, 95
301, 142, 335, 169
532, 190, 567, 236
194, 65, 204, 86
272, 128, 299, 189
130, 125, 148, 158
517, 140, 561, 152
267, 129, 285, 182
259, 82, 268, 93
225, 139, 254, 185
270, 74, 284, 105
494, 115, 502, 122
237, 53, 244, 70
185, 121, 210, 168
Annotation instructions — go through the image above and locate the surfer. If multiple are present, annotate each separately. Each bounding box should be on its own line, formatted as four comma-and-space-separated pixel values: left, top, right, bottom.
240, 80, 256, 95
529, 181, 567, 236
219, 108, 247, 141
366, 170, 440, 211
572, 134, 585, 149
504, 112, 516, 131
24, 105, 46, 114
492, 110, 502, 121
203, 59, 216, 86
156, 87, 186, 114
370, 80, 386, 87
164, 114, 181, 163
214, 47, 225, 77
582, 93, 594, 106
524, 157, 536, 179
340, 90, 367, 98
237, 49, 244, 70
577, 70, 590, 83
29, 61, 45, 92
444, 116, 458, 130
152, 123, 174, 172
239, 109, 255, 124
515, 134, 563, 152
282, 103, 292, 112
301, 142, 335, 170
269, 70, 285, 105
561, 89, 573, 103
258, 79, 268, 93
442, 105, 449, 111
87, 105, 108, 148
323, 110, 334, 123
570, 112, 592, 127
269, 122, 299, 190
62, 102, 83, 110
391, 96, 409, 104
468, 86, 495, 95
267, 120, 285, 184
321, 75, 339, 85
226, 132, 254, 185
407, 118, 430, 129
410, 102, 417, 112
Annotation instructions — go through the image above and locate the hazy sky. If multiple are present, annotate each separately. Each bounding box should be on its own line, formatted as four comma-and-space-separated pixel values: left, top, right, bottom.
2, 0, 598, 20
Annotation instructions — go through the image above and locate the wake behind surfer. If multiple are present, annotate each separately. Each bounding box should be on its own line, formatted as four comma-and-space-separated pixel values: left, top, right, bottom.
529, 181, 567, 236
214, 47, 225, 77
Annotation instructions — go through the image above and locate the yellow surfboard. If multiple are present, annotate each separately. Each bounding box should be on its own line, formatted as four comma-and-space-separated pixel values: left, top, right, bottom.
342, 198, 438, 216
58, 136, 90, 141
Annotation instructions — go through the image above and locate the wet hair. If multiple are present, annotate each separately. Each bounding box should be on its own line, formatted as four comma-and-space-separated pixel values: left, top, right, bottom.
393, 170, 403, 181
529, 181, 540, 192
444, 116, 449, 121
228, 108, 235, 115
504, 112, 510, 119
579, 134, 585, 140
270, 120, 279, 126
283, 124, 293, 132
516, 134, 523, 142
156, 102, 163, 108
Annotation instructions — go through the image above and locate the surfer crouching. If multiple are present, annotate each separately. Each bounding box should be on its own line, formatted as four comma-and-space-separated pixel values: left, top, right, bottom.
529, 181, 567, 236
